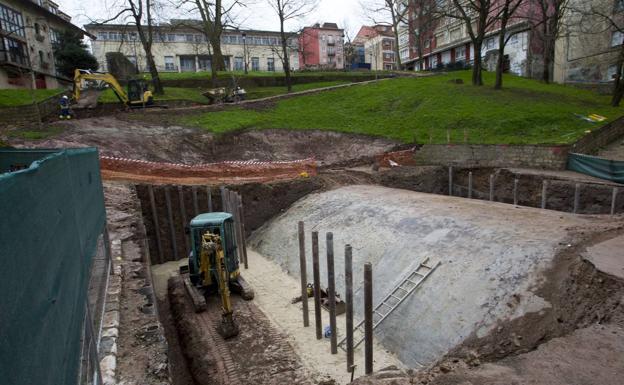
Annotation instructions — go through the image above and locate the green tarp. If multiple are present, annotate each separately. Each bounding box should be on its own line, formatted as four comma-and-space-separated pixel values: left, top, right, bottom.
0, 148, 106, 385
567, 153, 624, 184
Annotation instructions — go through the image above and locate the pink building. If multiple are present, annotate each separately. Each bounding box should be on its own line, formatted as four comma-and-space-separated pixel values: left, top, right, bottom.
298, 23, 345, 70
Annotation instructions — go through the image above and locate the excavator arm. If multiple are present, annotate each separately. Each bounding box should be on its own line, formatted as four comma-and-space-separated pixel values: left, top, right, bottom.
73, 69, 130, 105
201, 232, 239, 338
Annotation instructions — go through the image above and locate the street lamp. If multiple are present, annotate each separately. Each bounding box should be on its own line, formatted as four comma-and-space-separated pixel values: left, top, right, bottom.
241, 32, 248, 74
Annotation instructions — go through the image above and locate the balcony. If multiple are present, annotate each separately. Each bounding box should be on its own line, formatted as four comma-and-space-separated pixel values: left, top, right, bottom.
0, 50, 31, 69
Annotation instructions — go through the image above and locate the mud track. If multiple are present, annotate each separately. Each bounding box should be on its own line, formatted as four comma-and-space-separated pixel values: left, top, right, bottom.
168, 276, 312, 385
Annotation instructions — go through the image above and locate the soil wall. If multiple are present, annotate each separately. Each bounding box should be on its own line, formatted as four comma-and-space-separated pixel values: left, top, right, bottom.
135, 177, 323, 265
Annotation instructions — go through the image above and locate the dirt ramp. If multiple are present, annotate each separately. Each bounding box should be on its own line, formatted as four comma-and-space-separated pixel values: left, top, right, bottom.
249, 185, 609, 368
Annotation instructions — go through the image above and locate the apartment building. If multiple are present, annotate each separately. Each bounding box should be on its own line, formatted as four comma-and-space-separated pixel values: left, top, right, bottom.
0, 0, 91, 89
359, 25, 396, 71
86, 20, 299, 73
399, 0, 543, 79
554, 0, 624, 85
298, 23, 345, 69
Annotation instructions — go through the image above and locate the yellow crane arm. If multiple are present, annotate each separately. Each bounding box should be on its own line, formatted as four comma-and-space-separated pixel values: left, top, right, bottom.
73, 69, 129, 104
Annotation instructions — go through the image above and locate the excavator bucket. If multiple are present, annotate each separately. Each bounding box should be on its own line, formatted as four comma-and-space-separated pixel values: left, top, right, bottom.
217, 313, 239, 339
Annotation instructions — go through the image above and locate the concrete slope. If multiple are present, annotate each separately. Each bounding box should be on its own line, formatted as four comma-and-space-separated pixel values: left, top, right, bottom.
249, 185, 590, 368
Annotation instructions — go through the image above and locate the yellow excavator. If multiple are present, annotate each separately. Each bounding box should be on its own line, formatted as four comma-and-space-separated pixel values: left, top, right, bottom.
181, 212, 254, 338
73, 69, 154, 107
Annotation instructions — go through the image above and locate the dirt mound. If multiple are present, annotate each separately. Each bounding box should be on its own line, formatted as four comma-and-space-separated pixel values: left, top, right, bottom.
9, 117, 401, 167
100, 156, 317, 185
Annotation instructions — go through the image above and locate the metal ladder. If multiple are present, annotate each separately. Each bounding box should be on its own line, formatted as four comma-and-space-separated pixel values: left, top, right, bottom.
338, 257, 440, 351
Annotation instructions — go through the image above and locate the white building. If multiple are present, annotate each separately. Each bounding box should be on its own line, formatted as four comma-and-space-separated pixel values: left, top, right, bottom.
85, 21, 299, 73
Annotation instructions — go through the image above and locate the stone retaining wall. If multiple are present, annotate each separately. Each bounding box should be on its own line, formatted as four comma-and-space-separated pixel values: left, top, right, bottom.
571, 116, 624, 155
414, 144, 569, 170
0, 91, 63, 126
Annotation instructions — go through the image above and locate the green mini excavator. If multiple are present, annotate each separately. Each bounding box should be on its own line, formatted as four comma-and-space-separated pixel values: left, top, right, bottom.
181, 212, 254, 338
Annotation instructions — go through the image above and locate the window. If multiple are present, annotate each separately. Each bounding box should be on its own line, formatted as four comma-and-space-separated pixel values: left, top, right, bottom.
164, 56, 175, 70
424, 39, 431, 48
129, 32, 137, 41
616, 0, 624, 12
431, 55, 437, 67
0, 4, 25, 37
34, 23, 40, 35
251, 57, 259, 71
50, 28, 60, 44
450, 28, 461, 42
607, 64, 619, 80
167, 34, 175, 42
234, 56, 244, 71
612, 31, 624, 47
108, 32, 119, 40
2, 36, 28, 65
185, 34, 193, 42
456, 45, 466, 60
267, 57, 275, 72
97, 32, 107, 40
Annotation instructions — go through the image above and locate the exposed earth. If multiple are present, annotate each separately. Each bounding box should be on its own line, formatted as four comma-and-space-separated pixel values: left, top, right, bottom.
4, 107, 624, 385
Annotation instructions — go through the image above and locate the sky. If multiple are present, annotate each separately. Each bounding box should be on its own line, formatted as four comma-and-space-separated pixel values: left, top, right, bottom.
54, 0, 384, 38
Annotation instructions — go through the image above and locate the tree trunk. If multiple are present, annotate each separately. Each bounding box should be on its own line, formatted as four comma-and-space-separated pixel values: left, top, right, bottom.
495, 32, 506, 90
472, 40, 483, 86
209, 37, 225, 88
279, 15, 292, 93
611, 46, 624, 106
147, 52, 163, 94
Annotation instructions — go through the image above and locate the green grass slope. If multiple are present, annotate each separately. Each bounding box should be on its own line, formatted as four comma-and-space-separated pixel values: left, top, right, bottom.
0, 88, 63, 107
179, 70, 623, 145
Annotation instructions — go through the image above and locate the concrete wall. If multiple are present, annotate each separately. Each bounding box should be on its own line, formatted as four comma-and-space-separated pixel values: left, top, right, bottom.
414, 144, 569, 169
571, 116, 624, 155
250, 185, 590, 368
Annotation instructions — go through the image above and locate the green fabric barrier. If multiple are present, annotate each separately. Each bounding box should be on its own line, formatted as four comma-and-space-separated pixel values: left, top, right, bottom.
567, 153, 624, 184
0, 148, 106, 385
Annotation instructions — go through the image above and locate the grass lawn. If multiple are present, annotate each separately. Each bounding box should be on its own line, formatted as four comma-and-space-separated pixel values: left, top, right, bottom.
178, 70, 624, 145
98, 81, 353, 104
0, 88, 64, 107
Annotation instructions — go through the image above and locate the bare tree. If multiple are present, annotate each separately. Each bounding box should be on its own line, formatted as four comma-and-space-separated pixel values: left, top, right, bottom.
178, 0, 247, 86
405, 0, 439, 71
98, 0, 164, 94
266, 0, 318, 92
567, 1, 624, 106
530, 0, 569, 83
440, 0, 502, 86
361, 0, 409, 69
494, 0, 525, 89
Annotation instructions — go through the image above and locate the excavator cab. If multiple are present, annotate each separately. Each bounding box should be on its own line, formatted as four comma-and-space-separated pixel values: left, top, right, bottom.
187, 212, 254, 299
127, 78, 154, 106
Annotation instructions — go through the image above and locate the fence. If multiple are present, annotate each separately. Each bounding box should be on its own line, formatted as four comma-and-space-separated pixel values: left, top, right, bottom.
0, 148, 109, 385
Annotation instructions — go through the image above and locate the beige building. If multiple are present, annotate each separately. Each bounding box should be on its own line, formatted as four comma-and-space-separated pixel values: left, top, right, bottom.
0, 0, 89, 89
554, 0, 624, 85
359, 25, 396, 71
85, 21, 299, 74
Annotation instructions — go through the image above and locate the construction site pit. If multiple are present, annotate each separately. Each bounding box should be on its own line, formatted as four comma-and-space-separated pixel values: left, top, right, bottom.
46, 120, 621, 385
103, 165, 624, 385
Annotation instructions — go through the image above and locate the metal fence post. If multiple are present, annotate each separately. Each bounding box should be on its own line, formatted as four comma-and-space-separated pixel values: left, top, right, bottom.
178, 186, 190, 255
489, 174, 494, 201
468, 171, 473, 199
345, 244, 354, 373
448, 166, 453, 196
312, 231, 322, 339
364, 263, 373, 375
327, 232, 337, 354
573, 183, 581, 214
165, 186, 178, 261
298, 221, 309, 327
541, 180, 548, 209
148, 185, 163, 264
207, 186, 213, 212
192, 186, 199, 216
513, 179, 519, 206
611, 187, 618, 215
